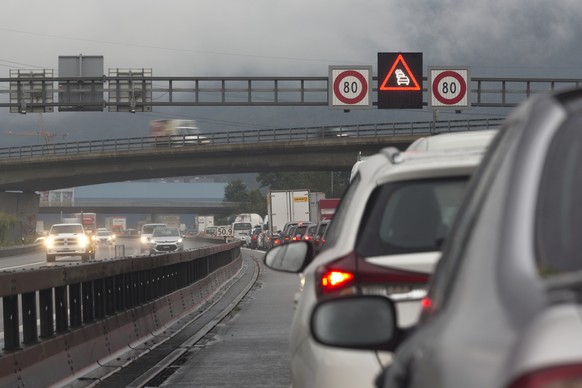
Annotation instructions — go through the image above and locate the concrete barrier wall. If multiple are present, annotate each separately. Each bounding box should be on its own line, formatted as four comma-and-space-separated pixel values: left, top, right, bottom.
0, 249, 242, 387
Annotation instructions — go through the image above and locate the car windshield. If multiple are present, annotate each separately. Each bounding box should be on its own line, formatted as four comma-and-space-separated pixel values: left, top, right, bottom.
356, 177, 468, 256
142, 225, 165, 234
51, 225, 83, 234
153, 228, 181, 237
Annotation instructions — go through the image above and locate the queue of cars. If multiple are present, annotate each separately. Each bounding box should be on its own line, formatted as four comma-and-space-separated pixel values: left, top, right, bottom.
265, 143, 487, 387
266, 88, 582, 388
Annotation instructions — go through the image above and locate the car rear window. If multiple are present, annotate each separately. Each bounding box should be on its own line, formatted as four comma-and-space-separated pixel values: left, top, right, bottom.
233, 223, 252, 230
537, 114, 582, 277
356, 177, 469, 257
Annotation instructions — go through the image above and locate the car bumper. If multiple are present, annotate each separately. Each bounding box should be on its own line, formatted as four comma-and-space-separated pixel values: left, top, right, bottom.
150, 243, 184, 253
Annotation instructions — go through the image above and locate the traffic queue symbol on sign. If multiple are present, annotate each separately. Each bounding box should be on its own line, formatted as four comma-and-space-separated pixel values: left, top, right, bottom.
432, 70, 468, 105
379, 54, 421, 91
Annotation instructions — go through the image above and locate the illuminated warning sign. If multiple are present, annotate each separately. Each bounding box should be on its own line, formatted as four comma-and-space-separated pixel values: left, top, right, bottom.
377, 52, 423, 109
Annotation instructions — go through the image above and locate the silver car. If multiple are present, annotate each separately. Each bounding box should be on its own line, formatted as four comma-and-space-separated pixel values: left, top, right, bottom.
310, 87, 582, 387
148, 226, 184, 254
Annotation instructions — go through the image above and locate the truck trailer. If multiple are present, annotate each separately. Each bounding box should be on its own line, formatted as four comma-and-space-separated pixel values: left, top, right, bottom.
267, 190, 310, 234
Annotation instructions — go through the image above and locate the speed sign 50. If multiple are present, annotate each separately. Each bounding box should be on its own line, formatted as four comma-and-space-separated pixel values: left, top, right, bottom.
429, 68, 471, 109
329, 66, 372, 109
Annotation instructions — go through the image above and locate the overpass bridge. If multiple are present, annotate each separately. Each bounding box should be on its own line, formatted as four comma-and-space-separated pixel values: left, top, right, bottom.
0, 117, 503, 192
38, 200, 238, 216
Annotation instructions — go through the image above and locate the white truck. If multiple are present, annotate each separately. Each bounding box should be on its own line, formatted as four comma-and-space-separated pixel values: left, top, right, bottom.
234, 213, 263, 226
105, 216, 127, 235
267, 190, 312, 234
45, 223, 96, 262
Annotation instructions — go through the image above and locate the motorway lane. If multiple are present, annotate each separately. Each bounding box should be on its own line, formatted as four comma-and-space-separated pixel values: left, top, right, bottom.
0, 237, 215, 271
86, 248, 300, 388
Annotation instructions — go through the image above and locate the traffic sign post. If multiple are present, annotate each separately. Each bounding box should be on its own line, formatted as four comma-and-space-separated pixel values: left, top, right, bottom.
329, 66, 372, 109
377, 52, 423, 109
429, 67, 471, 109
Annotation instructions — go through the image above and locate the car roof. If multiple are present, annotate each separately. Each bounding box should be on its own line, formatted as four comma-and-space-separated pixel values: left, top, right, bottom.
406, 129, 498, 152
355, 147, 484, 186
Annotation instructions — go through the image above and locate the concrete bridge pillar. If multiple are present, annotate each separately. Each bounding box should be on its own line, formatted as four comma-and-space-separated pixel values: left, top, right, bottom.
0, 192, 40, 242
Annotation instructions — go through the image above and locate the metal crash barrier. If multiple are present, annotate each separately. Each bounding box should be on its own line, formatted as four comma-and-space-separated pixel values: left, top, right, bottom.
0, 242, 241, 386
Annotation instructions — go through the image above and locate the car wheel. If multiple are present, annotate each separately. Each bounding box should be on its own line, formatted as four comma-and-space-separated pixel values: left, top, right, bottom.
46, 254, 55, 262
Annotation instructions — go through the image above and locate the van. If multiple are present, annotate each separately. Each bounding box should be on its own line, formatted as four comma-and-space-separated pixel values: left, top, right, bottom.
231, 221, 253, 242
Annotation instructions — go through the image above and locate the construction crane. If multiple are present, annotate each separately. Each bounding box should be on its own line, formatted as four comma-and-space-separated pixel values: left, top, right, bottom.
4, 113, 69, 144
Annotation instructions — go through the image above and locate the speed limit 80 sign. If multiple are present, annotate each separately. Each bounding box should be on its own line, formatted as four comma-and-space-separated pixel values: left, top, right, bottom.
429, 68, 471, 109
329, 66, 372, 109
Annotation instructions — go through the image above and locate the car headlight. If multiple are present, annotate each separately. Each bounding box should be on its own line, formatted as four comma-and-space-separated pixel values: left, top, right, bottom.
141, 236, 149, 244
177, 238, 183, 244
79, 235, 89, 248
45, 237, 54, 249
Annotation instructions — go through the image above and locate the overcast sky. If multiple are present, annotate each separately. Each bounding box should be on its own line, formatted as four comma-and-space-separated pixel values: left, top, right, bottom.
1, 0, 582, 146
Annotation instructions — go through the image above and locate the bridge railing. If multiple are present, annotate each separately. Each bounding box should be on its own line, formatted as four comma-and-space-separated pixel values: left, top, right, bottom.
0, 117, 504, 160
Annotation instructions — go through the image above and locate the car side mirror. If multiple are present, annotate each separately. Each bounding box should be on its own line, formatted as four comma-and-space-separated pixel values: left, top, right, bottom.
310, 295, 404, 352
264, 241, 313, 273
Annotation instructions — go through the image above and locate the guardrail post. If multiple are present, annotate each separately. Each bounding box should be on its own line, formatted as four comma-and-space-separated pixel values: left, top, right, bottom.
131, 272, 139, 307
104, 277, 115, 315
82, 281, 94, 323
3, 295, 20, 350
22, 291, 38, 344
94, 279, 105, 319
55, 286, 68, 333
124, 273, 133, 309
39, 288, 54, 338
70, 283, 82, 328
115, 245, 125, 257
115, 274, 125, 311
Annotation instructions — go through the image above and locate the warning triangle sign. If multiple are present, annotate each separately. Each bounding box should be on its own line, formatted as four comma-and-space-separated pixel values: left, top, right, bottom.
379, 54, 421, 91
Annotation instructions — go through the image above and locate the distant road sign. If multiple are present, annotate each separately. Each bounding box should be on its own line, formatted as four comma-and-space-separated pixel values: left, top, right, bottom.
429, 68, 470, 109
329, 66, 372, 109
216, 226, 232, 237
377, 52, 423, 109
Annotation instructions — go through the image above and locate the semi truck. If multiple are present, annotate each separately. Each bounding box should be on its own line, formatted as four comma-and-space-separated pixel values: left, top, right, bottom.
62, 213, 97, 233
150, 119, 207, 145
267, 190, 312, 234
318, 198, 341, 221
105, 216, 127, 235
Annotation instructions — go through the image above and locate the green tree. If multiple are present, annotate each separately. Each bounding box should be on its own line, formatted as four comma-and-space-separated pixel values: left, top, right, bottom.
0, 212, 20, 245
223, 180, 267, 222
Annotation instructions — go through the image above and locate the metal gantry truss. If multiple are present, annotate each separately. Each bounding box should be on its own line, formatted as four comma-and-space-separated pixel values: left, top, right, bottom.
2, 72, 582, 112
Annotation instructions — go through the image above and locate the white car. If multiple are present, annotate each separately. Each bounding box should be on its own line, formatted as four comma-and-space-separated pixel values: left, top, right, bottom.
140, 223, 167, 253
148, 226, 184, 253
265, 145, 491, 387
45, 223, 95, 262
93, 229, 116, 245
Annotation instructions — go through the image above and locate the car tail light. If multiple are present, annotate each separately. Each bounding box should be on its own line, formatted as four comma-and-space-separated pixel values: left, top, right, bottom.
292, 235, 301, 241
251, 235, 257, 241
316, 252, 358, 297
316, 251, 430, 298
303, 235, 314, 241
507, 364, 582, 388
